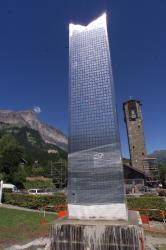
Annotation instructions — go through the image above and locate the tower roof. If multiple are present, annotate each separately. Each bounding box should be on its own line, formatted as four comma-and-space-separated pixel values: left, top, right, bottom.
123, 99, 141, 107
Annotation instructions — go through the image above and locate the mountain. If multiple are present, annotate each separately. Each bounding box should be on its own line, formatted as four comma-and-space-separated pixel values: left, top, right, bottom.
0, 110, 68, 151
149, 150, 166, 165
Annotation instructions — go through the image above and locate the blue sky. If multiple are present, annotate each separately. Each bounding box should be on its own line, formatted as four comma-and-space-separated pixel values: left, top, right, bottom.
0, 0, 165, 157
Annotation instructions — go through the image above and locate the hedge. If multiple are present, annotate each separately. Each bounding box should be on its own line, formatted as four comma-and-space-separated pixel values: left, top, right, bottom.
3, 193, 166, 221
3, 193, 66, 210
24, 179, 54, 190
127, 196, 166, 221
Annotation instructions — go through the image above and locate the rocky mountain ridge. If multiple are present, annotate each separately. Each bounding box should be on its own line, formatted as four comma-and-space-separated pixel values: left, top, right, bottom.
149, 150, 166, 165
0, 110, 68, 150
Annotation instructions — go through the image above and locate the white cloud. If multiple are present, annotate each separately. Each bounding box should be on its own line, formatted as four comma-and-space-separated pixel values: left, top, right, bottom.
33, 106, 41, 114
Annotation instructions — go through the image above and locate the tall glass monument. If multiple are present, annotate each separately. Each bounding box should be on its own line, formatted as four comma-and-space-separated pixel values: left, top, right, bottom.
68, 13, 127, 220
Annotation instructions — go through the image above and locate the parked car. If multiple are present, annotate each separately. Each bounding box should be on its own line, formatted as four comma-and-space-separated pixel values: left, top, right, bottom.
139, 186, 158, 196
2, 183, 19, 192
28, 189, 53, 195
127, 186, 158, 196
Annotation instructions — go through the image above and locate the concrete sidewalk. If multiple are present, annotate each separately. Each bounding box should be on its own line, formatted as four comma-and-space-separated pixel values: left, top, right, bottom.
5, 237, 50, 250
0, 203, 56, 214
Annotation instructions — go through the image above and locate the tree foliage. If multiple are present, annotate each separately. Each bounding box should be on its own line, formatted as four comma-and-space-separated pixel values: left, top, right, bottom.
0, 134, 24, 183
0, 126, 67, 188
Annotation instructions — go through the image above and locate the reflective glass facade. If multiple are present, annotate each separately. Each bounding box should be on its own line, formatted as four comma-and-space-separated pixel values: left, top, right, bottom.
68, 14, 126, 206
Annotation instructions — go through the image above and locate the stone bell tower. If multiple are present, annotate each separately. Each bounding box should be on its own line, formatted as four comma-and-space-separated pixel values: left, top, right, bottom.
123, 99, 149, 173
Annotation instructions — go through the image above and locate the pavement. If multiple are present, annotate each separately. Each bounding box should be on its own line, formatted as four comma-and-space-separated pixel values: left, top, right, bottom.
0, 203, 56, 214
145, 236, 166, 250
4, 238, 51, 250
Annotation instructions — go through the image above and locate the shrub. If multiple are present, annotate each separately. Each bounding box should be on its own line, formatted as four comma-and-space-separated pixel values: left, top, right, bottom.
24, 178, 54, 190
127, 196, 166, 221
3, 193, 66, 210
157, 189, 166, 197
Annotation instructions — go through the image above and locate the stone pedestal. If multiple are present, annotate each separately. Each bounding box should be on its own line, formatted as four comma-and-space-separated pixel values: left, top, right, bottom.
68, 203, 128, 220
50, 212, 144, 250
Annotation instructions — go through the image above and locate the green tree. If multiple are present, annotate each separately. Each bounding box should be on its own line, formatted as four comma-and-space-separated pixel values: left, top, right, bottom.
12, 166, 27, 188
159, 164, 166, 185
0, 134, 24, 182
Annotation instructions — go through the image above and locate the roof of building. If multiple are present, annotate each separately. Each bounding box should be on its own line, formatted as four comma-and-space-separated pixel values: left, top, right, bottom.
123, 163, 150, 178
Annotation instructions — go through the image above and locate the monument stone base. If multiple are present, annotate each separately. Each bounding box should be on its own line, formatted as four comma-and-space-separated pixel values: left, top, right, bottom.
68, 203, 128, 220
50, 211, 144, 250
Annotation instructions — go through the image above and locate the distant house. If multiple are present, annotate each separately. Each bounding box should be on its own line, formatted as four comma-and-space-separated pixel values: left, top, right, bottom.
123, 163, 154, 192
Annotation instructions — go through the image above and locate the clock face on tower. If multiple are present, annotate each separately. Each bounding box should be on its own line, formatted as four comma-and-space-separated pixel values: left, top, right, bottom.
128, 102, 138, 121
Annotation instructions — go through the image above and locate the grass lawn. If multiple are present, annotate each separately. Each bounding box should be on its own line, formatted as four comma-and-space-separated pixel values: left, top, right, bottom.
0, 207, 56, 249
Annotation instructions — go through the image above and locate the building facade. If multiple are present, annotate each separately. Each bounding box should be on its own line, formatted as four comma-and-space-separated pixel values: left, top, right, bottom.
68, 13, 127, 220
